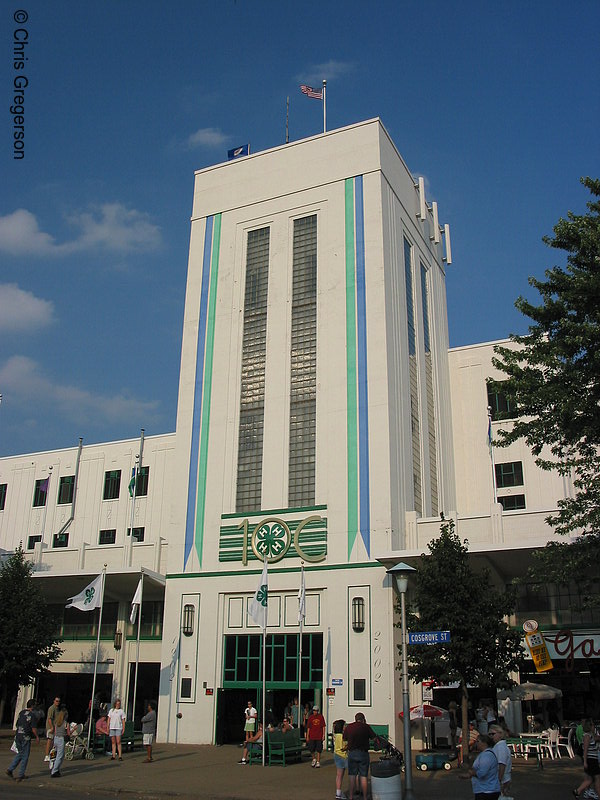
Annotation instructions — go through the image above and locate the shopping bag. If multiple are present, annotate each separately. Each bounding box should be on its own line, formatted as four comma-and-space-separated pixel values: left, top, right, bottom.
10, 739, 18, 753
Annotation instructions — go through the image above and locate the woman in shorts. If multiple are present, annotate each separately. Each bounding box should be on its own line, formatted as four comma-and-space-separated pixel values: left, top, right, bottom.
333, 719, 348, 800
108, 698, 126, 761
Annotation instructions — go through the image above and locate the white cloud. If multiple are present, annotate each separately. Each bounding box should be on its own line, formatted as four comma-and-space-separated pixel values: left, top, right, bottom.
0, 209, 58, 255
186, 127, 229, 149
0, 356, 160, 426
0, 204, 162, 257
0, 284, 55, 333
297, 60, 355, 85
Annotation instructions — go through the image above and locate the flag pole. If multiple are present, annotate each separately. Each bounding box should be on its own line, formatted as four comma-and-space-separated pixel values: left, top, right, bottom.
297, 563, 305, 734
322, 80, 327, 132
262, 611, 266, 766
488, 407, 498, 504
131, 569, 144, 725
87, 564, 107, 750
41, 466, 53, 545
128, 455, 139, 564
286, 95, 290, 143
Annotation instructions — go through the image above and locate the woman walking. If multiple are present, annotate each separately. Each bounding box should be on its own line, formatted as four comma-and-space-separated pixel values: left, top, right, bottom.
108, 698, 126, 761
50, 704, 69, 778
574, 719, 600, 798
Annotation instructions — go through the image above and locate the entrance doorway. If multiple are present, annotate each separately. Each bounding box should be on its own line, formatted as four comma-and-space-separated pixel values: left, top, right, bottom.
127, 662, 160, 724
216, 632, 323, 744
37, 672, 113, 724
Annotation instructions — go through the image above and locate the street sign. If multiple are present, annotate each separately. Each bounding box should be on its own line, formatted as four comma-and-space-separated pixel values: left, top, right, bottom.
408, 631, 451, 644
331, 678, 343, 686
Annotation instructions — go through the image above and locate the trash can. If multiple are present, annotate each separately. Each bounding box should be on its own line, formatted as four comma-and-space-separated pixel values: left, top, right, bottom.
370, 759, 402, 800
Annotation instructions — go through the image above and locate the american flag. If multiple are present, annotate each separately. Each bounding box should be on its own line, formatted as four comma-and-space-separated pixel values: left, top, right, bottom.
300, 84, 323, 100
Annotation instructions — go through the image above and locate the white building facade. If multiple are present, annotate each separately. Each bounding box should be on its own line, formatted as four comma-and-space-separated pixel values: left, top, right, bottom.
2, 119, 595, 740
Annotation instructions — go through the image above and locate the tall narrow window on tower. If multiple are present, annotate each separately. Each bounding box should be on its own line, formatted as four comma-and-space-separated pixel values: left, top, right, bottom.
404, 237, 422, 514
288, 215, 317, 507
420, 262, 438, 516
236, 227, 270, 512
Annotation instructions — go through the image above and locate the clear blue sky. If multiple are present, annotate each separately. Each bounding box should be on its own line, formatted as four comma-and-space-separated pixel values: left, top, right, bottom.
1, 0, 599, 456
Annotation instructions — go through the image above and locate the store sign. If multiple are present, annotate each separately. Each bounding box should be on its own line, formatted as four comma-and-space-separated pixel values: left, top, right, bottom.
543, 629, 600, 672
219, 514, 327, 564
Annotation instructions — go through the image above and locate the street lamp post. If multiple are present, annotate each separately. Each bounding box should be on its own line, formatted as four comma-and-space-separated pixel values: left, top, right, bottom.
387, 562, 416, 800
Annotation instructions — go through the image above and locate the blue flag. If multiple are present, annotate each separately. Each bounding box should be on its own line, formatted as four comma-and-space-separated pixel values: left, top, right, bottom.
228, 144, 249, 160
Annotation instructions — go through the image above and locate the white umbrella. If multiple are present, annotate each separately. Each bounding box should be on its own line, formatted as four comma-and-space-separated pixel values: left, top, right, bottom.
497, 682, 562, 701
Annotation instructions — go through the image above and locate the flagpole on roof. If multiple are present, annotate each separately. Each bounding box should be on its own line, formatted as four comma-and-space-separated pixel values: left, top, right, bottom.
130, 568, 144, 724
487, 407, 498, 504
322, 80, 327, 132
41, 466, 53, 546
286, 96, 290, 144
87, 564, 107, 751
297, 563, 305, 734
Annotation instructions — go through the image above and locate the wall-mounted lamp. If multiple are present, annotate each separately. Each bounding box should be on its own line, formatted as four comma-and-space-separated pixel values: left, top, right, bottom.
114, 630, 123, 650
182, 604, 195, 637
351, 597, 365, 633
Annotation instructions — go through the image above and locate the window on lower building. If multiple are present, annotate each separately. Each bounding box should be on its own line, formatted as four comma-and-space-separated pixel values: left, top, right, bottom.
57, 475, 75, 505
103, 470, 121, 500
27, 535, 42, 550
127, 526, 145, 542
495, 461, 524, 488
0, 483, 7, 511
180, 678, 192, 699
498, 494, 526, 511
487, 384, 518, 420
99, 529, 116, 545
33, 478, 49, 507
353, 678, 367, 702
53, 532, 69, 548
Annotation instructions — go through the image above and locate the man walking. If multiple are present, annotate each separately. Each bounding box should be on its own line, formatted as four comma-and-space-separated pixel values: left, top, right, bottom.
7, 699, 40, 782
306, 705, 326, 768
45, 696, 60, 761
343, 712, 377, 800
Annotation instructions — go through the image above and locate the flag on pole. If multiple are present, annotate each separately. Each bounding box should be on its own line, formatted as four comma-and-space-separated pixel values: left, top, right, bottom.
487, 414, 493, 455
300, 84, 323, 99
298, 568, 306, 623
249, 560, 269, 628
66, 574, 103, 611
38, 477, 49, 492
130, 577, 142, 624
228, 143, 250, 160
128, 467, 136, 498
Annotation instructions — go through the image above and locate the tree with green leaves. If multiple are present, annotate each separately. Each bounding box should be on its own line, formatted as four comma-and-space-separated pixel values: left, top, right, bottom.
0, 548, 62, 723
491, 177, 600, 588
400, 519, 523, 755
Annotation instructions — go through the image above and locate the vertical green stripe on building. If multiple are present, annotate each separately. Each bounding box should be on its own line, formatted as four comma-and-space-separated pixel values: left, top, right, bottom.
194, 213, 222, 567
345, 178, 358, 558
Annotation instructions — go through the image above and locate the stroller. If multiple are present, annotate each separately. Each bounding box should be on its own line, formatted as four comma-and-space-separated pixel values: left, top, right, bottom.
64, 722, 95, 761
373, 735, 405, 772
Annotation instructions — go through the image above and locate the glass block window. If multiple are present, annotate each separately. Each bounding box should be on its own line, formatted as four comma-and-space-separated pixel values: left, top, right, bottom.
127, 526, 145, 542
27, 534, 42, 550
236, 227, 270, 512
0, 483, 6, 511
495, 461, 524, 488
103, 470, 121, 500
404, 238, 422, 514
33, 478, 49, 508
57, 476, 75, 505
99, 529, 116, 545
289, 215, 317, 507
487, 384, 518, 421
53, 532, 69, 548
420, 262, 438, 516
498, 494, 526, 511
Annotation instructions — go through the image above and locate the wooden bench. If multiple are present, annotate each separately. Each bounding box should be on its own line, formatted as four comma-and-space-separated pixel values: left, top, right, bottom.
267, 728, 304, 766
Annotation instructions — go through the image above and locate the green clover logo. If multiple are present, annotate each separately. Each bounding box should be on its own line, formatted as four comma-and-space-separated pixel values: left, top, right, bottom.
255, 585, 268, 607
253, 520, 290, 562
84, 587, 95, 606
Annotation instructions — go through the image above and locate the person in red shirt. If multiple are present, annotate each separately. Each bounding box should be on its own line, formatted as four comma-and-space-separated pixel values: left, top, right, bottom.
306, 705, 326, 768
343, 712, 377, 800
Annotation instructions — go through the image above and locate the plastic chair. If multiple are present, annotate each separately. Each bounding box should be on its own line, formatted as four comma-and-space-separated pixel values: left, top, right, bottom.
557, 727, 575, 759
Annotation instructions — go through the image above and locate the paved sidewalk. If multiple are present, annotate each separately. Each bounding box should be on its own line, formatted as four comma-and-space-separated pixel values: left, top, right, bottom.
1, 736, 584, 799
